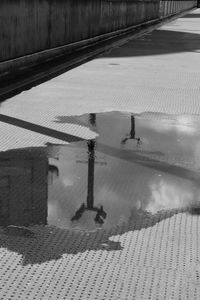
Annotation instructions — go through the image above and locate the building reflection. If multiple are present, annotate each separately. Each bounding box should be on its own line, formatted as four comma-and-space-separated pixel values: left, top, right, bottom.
48, 164, 59, 185
0, 149, 58, 227
121, 114, 142, 146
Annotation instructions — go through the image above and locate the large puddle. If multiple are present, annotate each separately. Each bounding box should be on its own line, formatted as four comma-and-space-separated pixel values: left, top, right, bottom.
1, 111, 200, 232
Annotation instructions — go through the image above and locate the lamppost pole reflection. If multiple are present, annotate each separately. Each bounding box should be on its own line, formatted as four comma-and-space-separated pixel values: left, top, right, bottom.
71, 114, 107, 224
87, 140, 95, 209
71, 139, 107, 224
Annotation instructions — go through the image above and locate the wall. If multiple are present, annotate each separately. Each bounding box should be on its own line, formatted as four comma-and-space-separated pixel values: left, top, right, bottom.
159, 0, 196, 17
0, 0, 196, 74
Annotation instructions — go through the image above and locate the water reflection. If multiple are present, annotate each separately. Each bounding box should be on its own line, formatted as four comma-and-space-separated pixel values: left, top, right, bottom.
71, 114, 107, 226
48, 164, 59, 184
48, 112, 200, 231
121, 114, 142, 146
0, 149, 48, 227
71, 140, 107, 225
0, 111, 200, 233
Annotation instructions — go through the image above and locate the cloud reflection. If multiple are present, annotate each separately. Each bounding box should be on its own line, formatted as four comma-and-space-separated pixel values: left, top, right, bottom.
147, 177, 198, 213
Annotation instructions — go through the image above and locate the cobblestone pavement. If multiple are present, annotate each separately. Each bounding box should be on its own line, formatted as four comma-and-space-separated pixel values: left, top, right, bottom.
0, 9, 200, 300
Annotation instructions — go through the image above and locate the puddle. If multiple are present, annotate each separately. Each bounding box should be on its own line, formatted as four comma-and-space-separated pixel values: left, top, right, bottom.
1, 111, 200, 232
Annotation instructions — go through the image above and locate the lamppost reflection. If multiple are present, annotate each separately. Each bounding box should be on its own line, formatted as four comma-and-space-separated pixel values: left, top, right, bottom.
71, 139, 107, 224
121, 114, 142, 146
71, 114, 107, 225
89, 113, 96, 126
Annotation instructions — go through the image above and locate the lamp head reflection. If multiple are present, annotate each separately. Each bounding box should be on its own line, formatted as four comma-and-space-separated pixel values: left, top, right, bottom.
121, 114, 142, 147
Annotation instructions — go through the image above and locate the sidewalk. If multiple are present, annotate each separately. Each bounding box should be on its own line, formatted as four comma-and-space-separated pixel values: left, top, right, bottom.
0, 8, 200, 300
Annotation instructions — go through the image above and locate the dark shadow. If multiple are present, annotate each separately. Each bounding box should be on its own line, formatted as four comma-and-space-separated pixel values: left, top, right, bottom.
181, 14, 200, 18
0, 114, 84, 143
0, 147, 49, 227
0, 145, 59, 227
188, 207, 200, 215
0, 41, 105, 102
0, 206, 190, 265
102, 30, 200, 58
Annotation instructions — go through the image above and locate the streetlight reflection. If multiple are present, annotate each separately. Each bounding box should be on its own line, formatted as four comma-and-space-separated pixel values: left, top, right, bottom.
121, 114, 142, 146
71, 114, 107, 225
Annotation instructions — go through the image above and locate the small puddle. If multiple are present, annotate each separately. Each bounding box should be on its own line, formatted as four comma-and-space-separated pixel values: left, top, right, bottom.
1, 111, 200, 232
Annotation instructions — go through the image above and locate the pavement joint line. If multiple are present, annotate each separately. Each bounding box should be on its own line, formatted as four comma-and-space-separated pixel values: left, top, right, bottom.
0, 114, 84, 143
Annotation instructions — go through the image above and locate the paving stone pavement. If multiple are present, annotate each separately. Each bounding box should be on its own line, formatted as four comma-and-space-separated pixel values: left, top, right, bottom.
0, 211, 200, 300
0, 8, 200, 300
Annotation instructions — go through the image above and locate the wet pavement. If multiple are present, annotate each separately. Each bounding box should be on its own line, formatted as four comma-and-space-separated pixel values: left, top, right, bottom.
0, 8, 200, 300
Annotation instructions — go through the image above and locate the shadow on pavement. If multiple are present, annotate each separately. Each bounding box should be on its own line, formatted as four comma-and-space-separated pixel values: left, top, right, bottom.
181, 13, 200, 18
0, 207, 183, 265
0, 114, 83, 143
102, 30, 200, 57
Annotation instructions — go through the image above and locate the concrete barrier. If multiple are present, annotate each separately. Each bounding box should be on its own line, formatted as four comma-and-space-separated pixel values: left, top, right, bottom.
0, 0, 197, 78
